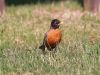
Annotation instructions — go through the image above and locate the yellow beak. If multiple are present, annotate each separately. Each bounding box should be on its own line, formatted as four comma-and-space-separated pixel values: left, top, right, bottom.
60, 21, 64, 25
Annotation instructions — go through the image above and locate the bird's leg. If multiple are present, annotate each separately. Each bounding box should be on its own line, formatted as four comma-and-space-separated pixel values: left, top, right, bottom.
51, 49, 56, 58
52, 45, 57, 58
54, 46, 57, 53
53, 43, 58, 53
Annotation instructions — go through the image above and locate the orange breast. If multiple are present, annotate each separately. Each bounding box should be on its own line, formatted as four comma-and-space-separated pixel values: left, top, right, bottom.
46, 29, 62, 46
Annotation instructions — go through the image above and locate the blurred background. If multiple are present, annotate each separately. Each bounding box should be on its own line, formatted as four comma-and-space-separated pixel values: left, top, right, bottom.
5, 0, 83, 5
1, 0, 100, 16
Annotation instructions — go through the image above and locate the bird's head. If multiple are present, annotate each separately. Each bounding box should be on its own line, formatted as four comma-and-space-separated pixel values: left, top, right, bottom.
50, 19, 63, 29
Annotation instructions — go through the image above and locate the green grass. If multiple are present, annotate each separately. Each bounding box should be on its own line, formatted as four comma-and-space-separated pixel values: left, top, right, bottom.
0, 1, 100, 75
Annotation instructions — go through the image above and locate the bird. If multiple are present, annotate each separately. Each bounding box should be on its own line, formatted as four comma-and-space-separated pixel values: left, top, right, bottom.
39, 19, 63, 53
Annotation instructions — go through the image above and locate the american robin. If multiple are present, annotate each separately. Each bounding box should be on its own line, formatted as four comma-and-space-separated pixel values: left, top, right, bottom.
39, 19, 63, 52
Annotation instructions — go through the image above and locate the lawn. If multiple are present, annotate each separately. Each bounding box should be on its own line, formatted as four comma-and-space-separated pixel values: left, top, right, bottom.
0, 1, 100, 75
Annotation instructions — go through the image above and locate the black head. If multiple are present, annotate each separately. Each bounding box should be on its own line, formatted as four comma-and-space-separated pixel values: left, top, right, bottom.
51, 19, 61, 29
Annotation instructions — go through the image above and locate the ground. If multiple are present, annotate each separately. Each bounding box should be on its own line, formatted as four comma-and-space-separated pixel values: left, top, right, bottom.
0, 1, 100, 75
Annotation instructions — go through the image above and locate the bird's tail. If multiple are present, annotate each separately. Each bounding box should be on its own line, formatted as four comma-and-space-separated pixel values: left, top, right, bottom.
39, 44, 45, 51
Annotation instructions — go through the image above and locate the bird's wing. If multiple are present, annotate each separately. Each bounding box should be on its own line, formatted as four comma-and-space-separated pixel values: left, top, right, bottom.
43, 32, 47, 45
39, 32, 47, 51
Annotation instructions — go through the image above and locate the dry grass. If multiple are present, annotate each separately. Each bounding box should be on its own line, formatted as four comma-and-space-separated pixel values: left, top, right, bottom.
0, 1, 100, 75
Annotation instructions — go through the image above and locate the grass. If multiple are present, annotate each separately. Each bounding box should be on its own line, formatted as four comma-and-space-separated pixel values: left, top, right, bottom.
0, 1, 100, 75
